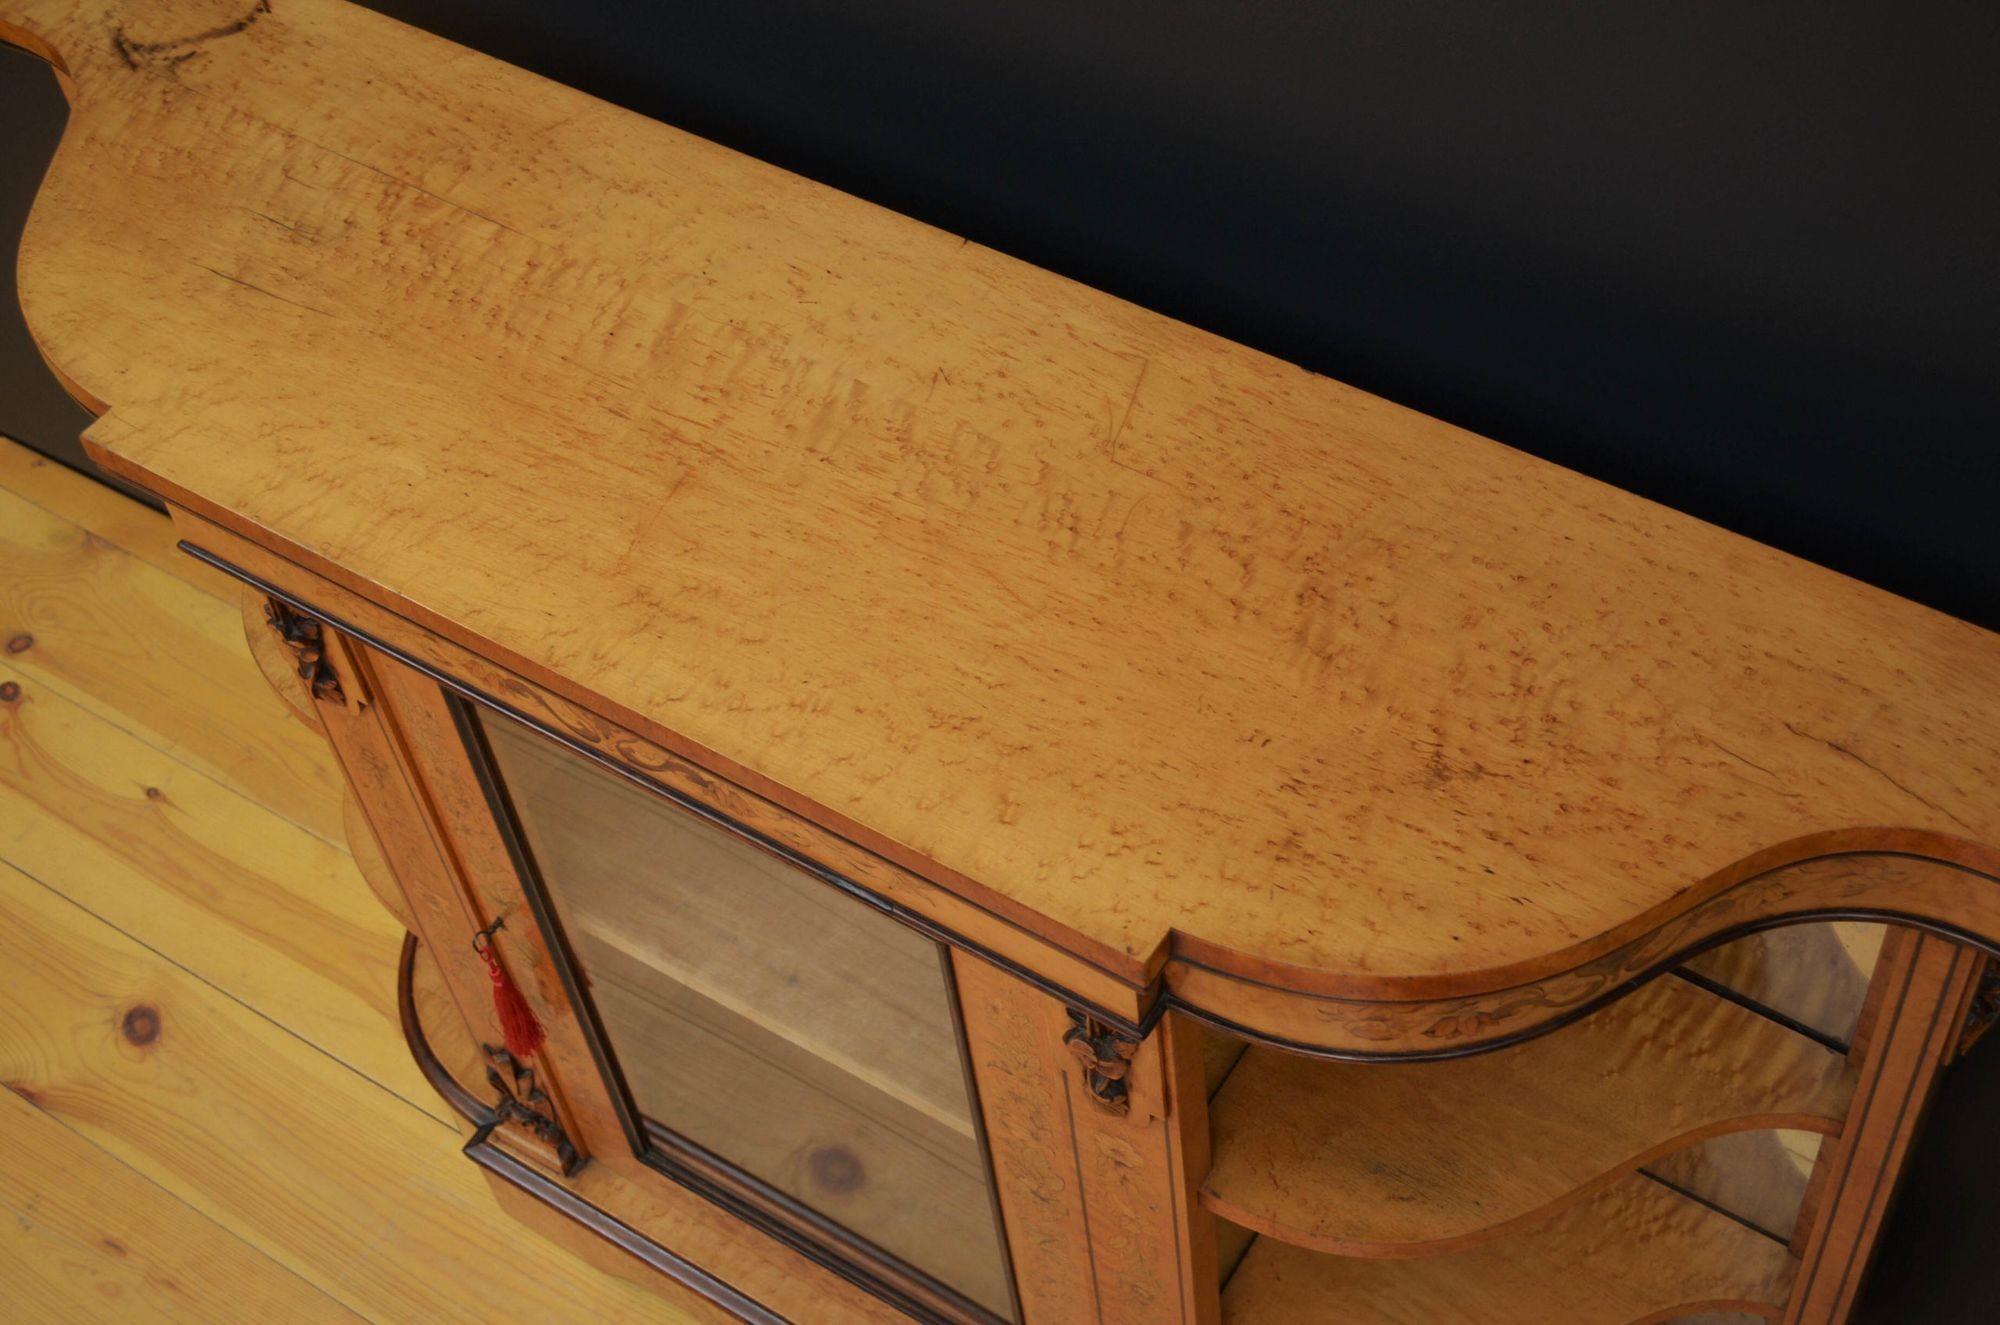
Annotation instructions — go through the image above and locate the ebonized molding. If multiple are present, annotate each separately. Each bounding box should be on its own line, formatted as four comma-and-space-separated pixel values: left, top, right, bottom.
396, 933, 790, 1324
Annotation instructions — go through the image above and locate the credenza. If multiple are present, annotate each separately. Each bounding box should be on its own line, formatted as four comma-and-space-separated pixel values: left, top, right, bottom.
6, 2, 1999, 1320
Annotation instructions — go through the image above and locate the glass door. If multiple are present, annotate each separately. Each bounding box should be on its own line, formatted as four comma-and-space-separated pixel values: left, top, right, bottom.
468, 704, 1016, 1321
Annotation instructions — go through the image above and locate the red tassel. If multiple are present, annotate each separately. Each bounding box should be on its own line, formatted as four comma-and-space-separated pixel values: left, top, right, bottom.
475, 924, 545, 1059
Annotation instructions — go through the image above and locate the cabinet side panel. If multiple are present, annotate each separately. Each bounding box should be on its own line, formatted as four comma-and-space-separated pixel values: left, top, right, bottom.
1783, 929, 1979, 1323
1061, 1012, 1193, 1325
955, 952, 1205, 1324
954, 950, 1103, 1321
1159, 1013, 1221, 1325
362, 652, 608, 1160
303, 634, 582, 1177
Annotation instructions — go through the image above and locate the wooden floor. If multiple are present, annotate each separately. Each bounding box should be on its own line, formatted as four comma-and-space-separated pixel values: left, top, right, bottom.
0, 436, 695, 1322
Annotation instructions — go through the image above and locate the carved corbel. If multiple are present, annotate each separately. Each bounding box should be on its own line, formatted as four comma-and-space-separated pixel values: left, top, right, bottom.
1063, 1010, 1140, 1115
483, 1044, 580, 1174
262, 598, 348, 706
1959, 959, 2000, 1058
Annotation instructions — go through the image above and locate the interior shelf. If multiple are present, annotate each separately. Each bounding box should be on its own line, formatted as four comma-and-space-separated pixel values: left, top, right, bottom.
581, 935, 1015, 1313
575, 911, 974, 1137
488, 712, 976, 1136
1221, 1173, 1798, 1323
1202, 972, 1854, 1256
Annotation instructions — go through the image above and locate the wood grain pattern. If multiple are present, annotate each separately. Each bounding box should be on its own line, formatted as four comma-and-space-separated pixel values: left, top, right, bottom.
1202, 975, 1853, 1257
179, 510, 2000, 1075
1062, 1041, 1190, 1325
176, 505, 1149, 1025
474, 1176, 749, 1325
0, 861, 686, 1323
952, 950, 1102, 1322
0, 658, 435, 1114
0, 1084, 356, 1324
954, 950, 1214, 1324
303, 641, 588, 1179
472, 1176, 752, 1325
405, 932, 908, 1325
0, 466, 341, 843
5, 0, 1996, 1007
340, 787, 415, 931
0, 459, 719, 1323
1169, 852, 2000, 1056
181, 506, 2000, 1065
1222, 1175, 1797, 1323
0, 435, 222, 596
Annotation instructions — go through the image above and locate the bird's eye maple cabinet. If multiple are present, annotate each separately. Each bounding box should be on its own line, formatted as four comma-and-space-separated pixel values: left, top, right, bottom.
8, 2, 2000, 1322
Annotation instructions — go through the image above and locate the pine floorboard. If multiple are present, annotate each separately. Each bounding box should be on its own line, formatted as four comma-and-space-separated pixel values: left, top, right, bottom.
0, 438, 695, 1322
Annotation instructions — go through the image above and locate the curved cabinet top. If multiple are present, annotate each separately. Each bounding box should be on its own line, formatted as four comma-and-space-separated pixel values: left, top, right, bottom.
6, 0, 1998, 1011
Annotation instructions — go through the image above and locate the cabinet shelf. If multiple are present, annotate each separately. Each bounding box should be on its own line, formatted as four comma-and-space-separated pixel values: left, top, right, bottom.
489, 713, 976, 1137
1202, 973, 1854, 1257
1221, 1174, 1797, 1323
576, 912, 974, 1138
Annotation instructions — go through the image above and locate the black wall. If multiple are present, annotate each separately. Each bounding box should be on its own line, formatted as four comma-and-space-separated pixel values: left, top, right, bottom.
3, 5, 1997, 1313
0, 43, 96, 479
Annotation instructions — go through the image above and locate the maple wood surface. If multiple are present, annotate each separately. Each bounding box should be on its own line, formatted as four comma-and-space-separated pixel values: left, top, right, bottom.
6, 0, 2000, 1002
952, 952, 1206, 1325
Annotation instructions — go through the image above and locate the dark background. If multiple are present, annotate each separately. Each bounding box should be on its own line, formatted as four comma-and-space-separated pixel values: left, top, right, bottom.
3, 3, 1996, 1314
